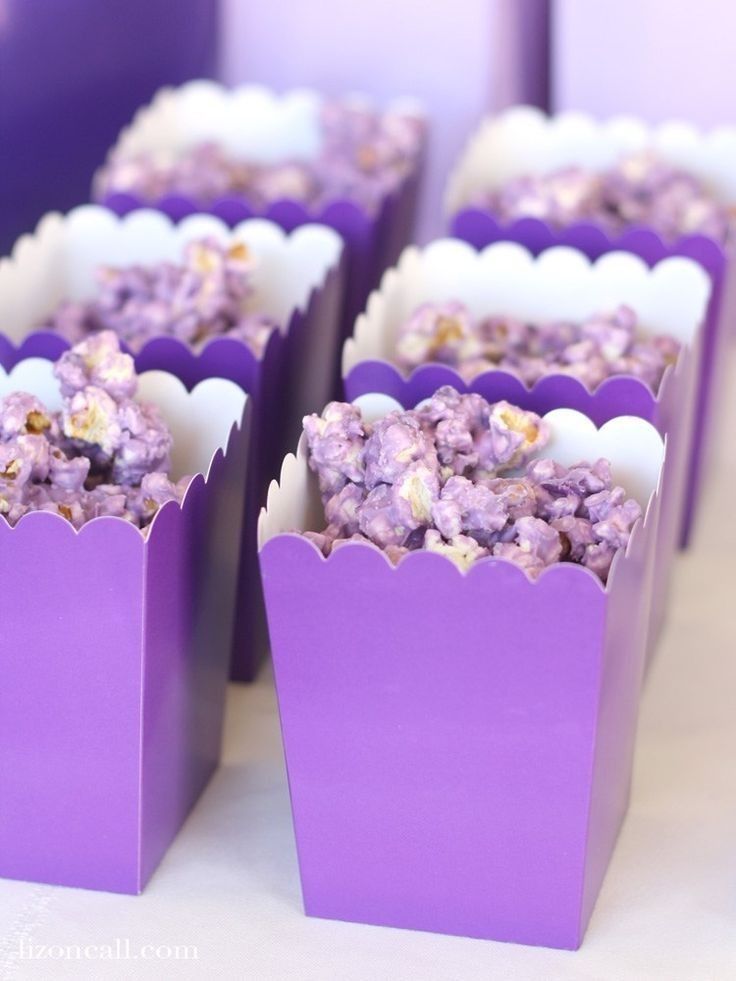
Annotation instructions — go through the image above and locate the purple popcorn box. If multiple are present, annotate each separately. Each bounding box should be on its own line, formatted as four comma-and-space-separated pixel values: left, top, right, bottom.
0, 358, 249, 893
259, 399, 665, 948
92, 80, 425, 343
342, 239, 710, 659
445, 106, 736, 544
0, 204, 344, 682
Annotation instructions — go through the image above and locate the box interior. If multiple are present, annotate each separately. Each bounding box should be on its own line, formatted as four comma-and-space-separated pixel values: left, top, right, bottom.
343, 239, 711, 370
0, 206, 343, 342
445, 106, 736, 212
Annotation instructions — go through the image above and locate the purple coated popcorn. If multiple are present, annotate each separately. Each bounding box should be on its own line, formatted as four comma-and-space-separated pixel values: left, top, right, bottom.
301, 389, 641, 580
395, 301, 481, 369
0, 392, 56, 440
42, 239, 280, 358
303, 401, 368, 499
41, 238, 278, 358
53, 331, 138, 399
324, 482, 366, 537
480, 151, 733, 245
431, 476, 507, 543
0, 332, 189, 532
423, 529, 489, 570
363, 412, 438, 488
394, 300, 680, 392
95, 101, 425, 216
414, 388, 547, 479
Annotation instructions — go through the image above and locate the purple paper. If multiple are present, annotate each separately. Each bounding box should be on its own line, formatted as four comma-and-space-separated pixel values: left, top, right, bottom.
260, 481, 659, 946
0, 411, 249, 892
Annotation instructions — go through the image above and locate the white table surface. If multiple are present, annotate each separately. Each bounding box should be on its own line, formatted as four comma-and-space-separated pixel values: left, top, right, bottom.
2, 369, 735, 981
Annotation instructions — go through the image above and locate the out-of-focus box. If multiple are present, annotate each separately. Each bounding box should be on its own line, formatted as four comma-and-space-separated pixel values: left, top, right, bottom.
553, 0, 734, 127
220, 0, 550, 242
0, 0, 218, 252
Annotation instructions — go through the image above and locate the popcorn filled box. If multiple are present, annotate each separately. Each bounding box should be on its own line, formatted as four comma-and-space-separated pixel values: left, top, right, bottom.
0, 205, 344, 681
0, 336, 249, 892
258, 391, 665, 948
93, 80, 425, 343
445, 106, 736, 544
342, 240, 711, 657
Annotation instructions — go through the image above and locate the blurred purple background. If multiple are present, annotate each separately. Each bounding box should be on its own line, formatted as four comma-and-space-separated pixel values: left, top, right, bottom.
553, 0, 736, 126
0, 0, 551, 251
0, 0, 219, 252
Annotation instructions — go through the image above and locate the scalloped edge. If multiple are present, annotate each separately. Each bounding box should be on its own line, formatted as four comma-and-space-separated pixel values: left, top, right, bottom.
0, 204, 344, 346
258, 405, 665, 593
92, 79, 427, 222
260, 528, 609, 591
445, 104, 736, 214
96, 167, 413, 228
343, 357, 677, 404
447, 210, 728, 275
342, 238, 711, 378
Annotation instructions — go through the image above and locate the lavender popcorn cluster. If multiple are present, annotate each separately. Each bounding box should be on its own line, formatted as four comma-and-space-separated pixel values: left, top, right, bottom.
95, 101, 424, 214
479, 151, 733, 244
301, 387, 641, 581
0, 332, 189, 531
41, 238, 278, 357
395, 301, 680, 391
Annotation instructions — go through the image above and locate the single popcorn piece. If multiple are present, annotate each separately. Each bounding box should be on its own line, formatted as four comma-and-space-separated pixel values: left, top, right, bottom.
0, 333, 189, 532
423, 528, 489, 570
0, 392, 56, 440
62, 386, 123, 457
477, 400, 549, 475
508, 515, 563, 566
303, 401, 368, 498
109, 399, 173, 485
363, 412, 438, 488
358, 463, 439, 549
431, 476, 507, 543
54, 331, 138, 400
395, 301, 481, 371
324, 483, 366, 536
125, 472, 189, 524
299, 390, 641, 581
42, 240, 279, 358
0, 440, 36, 488
391, 300, 680, 392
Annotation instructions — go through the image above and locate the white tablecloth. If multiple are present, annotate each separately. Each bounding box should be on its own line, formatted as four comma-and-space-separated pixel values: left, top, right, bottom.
2, 366, 735, 981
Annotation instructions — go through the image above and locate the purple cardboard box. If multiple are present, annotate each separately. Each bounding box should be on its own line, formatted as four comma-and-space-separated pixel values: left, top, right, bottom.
445, 106, 736, 544
92, 80, 423, 343
0, 359, 249, 892
342, 239, 711, 658
0, 205, 344, 681
259, 399, 665, 948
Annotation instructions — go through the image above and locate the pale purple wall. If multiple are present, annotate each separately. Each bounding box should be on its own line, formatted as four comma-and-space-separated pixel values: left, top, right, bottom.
220, 0, 549, 241
553, 0, 734, 126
